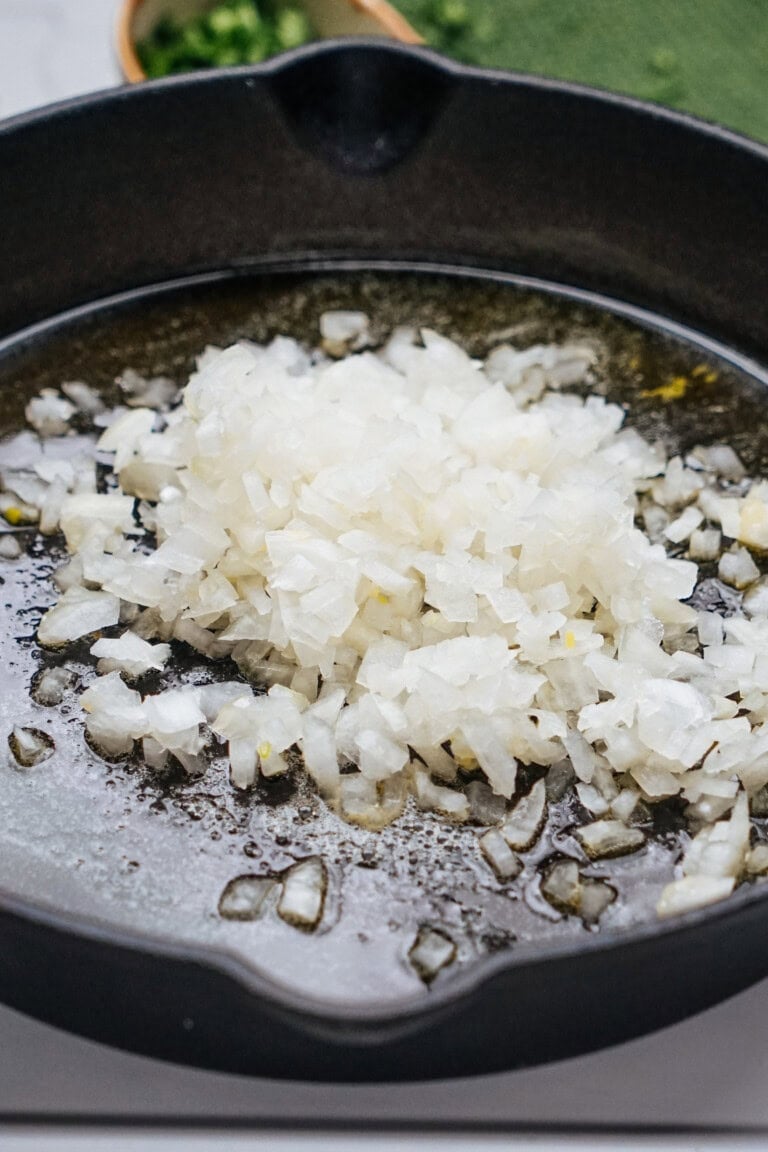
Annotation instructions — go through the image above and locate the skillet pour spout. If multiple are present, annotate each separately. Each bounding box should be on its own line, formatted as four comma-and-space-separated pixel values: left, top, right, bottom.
0, 41, 767, 1080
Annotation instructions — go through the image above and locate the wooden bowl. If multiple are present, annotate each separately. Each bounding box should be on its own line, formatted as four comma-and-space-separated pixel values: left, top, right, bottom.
117, 0, 423, 82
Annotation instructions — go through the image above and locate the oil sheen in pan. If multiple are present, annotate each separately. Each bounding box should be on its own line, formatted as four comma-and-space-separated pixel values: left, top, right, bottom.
1, 270, 767, 1007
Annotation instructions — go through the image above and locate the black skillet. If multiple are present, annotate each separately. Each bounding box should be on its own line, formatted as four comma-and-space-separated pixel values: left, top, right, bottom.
0, 41, 767, 1082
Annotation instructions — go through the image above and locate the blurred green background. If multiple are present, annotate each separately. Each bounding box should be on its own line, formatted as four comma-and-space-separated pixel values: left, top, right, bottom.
398, 0, 768, 142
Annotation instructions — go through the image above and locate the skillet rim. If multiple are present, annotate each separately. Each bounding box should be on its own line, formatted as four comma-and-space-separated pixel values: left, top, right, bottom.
1, 36, 768, 164
1, 38, 768, 1032
4, 851, 768, 1029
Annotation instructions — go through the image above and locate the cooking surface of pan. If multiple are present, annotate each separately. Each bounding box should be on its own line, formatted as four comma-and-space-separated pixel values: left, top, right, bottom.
3, 264, 764, 1004
2, 268, 767, 1003
0, 43, 767, 1079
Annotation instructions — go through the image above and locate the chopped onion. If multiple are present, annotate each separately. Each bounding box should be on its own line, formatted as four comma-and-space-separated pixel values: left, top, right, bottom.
118, 368, 178, 410
681, 793, 749, 880
0, 535, 21, 560
692, 444, 746, 482
502, 779, 547, 851
738, 490, 768, 552
479, 828, 521, 880
8, 725, 55, 767
688, 527, 722, 562
18, 321, 768, 925
91, 632, 171, 678
539, 859, 616, 924
744, 579, 768, 619
698, 611, 724, 648
319, 310, 370, 347
37, 587, 120, 647
414, 768, 470, 821
277, 857, 327, 930
657, 875, 735, 918
745, 844, 768, 876
718, 547, 760, 590
413, 743, 458, 783
610, 788, 640, 824
540, 859, 582, 915
408, 925, 456, 983
576, 819, 645, 860
578, 787, 611, 822
119, 461, 180, 501
579, 879, 617, 925
337, 772, 406, 829
218, 875, 275, 920
61, 380, 104, 415
32, 666, 74, 706
25, 390, 75, 437
665, 505, 703, 544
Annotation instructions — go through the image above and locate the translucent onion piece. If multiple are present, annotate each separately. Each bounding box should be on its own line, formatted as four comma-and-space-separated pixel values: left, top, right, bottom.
576, 819, 645, 861
408, 926, 456, 983
277, 857, 327, 931
502, 779, 547, 851
218, 875, 276, 921
8, 726, 55, 768
479, 829, 522, 880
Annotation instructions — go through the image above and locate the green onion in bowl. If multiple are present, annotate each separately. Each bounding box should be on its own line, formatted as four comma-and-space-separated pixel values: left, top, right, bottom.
136, 0, 314, 77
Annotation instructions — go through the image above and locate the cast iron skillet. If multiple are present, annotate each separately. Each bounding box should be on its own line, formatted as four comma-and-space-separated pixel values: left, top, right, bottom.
0, 41, 767, 1082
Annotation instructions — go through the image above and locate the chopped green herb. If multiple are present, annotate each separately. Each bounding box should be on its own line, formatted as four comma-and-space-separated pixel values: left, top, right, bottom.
137, 0, 315, 78
276, 7, 313, 51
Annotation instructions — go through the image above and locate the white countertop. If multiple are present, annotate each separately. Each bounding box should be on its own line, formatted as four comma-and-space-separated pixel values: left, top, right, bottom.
0, 0, 120, 121
2, 975, 768, 1130
1, 3, 768, 1148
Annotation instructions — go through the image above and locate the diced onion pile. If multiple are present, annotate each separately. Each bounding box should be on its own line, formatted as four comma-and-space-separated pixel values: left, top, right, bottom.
12, 315, 768, 921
